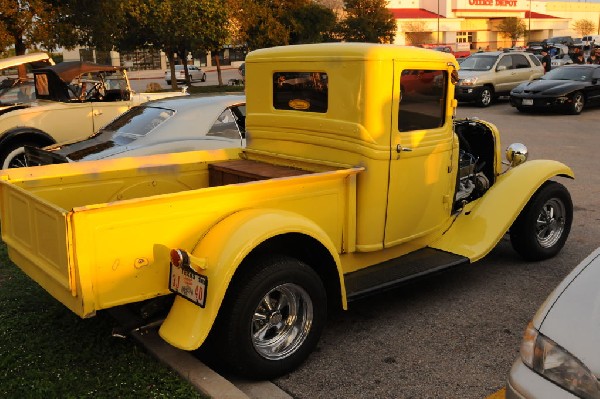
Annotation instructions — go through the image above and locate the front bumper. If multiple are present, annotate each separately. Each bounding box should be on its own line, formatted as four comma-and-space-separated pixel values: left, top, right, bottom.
506, 357, 578, 399
510, 94, 573, 111
455, 86, 484, 102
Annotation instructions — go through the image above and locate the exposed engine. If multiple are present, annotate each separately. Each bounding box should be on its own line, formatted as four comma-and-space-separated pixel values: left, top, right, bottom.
453, 119, 495, 211
455, 149, 490, 202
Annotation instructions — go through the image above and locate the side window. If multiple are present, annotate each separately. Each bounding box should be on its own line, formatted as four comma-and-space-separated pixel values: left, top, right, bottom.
593, 69, 600, 80
529, 55, 542, 66
497, 55, 512, 70
207, 109, 243, 140
398, 70, 447, 132
513, 54, 530, 69
273, 72, 328, 113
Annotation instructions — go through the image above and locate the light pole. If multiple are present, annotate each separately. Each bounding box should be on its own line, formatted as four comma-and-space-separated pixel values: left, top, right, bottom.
528, 0, 532, 43
437, 0, 440, 45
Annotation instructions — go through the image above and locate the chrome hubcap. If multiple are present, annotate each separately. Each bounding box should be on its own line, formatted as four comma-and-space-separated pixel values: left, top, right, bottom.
536, 198, 566, 248
252, 283, 313, 360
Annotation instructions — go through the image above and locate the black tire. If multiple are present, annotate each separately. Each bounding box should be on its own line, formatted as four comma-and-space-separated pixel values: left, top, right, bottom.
0, 140, 39, 169
201, 255, 327, 379
510, 181, 573, 261
166, 80, 171, 85
476, 86, 494, 107
201, 73, 206, 82
568, 91, 585, 115
516, 106, 529, 113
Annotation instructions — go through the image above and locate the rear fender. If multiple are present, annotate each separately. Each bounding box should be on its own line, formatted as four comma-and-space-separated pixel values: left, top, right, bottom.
431, 160, 574, 261
159, 208, 343, 350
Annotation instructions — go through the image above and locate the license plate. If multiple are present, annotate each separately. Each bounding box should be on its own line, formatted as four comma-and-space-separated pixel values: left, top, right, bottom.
522, 98, 533, 106
169, 263, 208, 307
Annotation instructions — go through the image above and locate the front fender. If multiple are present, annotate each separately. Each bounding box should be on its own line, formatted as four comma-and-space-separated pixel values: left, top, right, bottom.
159, 208, 343, 350
431, 159, 574, 261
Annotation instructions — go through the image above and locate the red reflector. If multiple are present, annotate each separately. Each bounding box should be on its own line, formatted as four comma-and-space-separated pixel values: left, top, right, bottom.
170, 249, 183, 267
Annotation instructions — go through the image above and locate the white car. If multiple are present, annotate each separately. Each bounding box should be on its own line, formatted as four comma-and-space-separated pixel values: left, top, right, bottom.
165, 65, 207, 84
507, 247, 600, 398
25, 94, 245, 164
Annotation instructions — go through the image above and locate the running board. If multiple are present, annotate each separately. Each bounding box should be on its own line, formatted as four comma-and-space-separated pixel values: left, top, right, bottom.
345, 248, 469, 302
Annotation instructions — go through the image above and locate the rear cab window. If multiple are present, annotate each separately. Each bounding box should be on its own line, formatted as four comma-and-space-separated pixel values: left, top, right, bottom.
273, 72, 328, 113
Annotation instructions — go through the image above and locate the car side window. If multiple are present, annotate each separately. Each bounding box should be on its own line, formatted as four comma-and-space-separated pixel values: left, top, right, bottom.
513, 54, 530, 69
528, 55, 542, 66
497, 56, 513, 70
593, 69, 600, 80
207, 109, 243, 140
398, 69, 446, 132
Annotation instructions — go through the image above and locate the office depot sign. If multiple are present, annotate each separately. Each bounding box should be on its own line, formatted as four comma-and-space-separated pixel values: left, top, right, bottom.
455, 0, 522, 8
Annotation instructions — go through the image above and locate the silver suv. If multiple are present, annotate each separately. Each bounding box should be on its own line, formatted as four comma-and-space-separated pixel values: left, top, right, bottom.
455, 51, 544, 106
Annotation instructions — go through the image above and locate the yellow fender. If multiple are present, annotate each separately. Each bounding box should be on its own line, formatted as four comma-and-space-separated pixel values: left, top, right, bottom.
159, 208, 343, 350
431, 160, 574, 261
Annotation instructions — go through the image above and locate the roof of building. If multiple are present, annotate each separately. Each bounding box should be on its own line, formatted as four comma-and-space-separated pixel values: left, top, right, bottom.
388, 8, 443, 19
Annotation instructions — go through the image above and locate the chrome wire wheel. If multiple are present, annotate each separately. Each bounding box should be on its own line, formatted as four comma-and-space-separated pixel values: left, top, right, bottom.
252, 283, 313, 361
535, 198, 566, 249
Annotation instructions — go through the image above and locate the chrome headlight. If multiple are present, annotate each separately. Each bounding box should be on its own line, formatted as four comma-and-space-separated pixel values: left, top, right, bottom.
505, 143, 528, 167
459, 76, 479, 86
520, 322, 600, 399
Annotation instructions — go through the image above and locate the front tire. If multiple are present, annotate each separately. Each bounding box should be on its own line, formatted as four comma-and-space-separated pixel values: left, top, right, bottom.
203, 255, 327, 379
201, 73, 206, 82
510, 181, 573, 261
568, 91, 585, 115
477, 86, 494, 107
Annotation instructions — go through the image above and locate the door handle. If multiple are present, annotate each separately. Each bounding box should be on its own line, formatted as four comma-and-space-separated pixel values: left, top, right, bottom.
396, 144, 412, 153
93, 110, 103, 116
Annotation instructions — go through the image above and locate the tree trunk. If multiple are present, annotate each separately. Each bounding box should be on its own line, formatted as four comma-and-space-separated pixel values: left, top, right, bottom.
167, 51, 178, 90
214, 53, 223, 86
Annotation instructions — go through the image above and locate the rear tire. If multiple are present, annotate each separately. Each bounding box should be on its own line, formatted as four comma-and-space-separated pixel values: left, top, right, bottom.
0, 141, 38, 169
200, 255, 327, 379
510, 181, 572, 261
166, 80, 171, 85
201, 73, 207, 82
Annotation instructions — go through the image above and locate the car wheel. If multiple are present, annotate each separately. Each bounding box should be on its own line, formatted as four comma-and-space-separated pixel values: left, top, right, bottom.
515, 106, 529, 113
568, 91, 585, 115
476, 87, 494, 107
201, 73, 206, 82
201, 255, 327, 379
166, 80, 171, 85
510, 181, 573, 261
0, 141, 38, 169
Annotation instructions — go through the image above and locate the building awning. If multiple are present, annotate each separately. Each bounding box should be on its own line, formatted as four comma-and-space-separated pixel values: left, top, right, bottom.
388, 8, 444, 19
525, 11, 560, 19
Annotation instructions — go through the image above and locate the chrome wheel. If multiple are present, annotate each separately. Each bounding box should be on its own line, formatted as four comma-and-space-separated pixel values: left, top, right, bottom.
252, 283, 313, 361
2, 146, 29, 169
571, 92, 584, 114
535, 198, 566, 249
478, 87, 493, 107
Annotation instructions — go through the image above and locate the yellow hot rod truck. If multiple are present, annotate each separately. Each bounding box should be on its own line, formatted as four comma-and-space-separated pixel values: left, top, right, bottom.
0, 43, 573, 379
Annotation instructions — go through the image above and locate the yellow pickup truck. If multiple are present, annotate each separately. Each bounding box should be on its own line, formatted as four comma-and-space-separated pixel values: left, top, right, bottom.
0, 43, 574, 379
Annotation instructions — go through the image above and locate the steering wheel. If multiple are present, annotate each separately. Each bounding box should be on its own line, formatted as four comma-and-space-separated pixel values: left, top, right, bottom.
85, 82, 105, 100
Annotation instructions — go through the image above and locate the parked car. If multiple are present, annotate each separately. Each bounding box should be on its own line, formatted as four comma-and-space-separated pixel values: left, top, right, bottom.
581, 35, 600, 49
548, 44, 573, 68
543, 36, 575, 48
165, 65, 207, 84
509, 64, 600, 115
506, 247, 600, 399
455, 51, 544, 106
0, 55, 188, 169
24, 94, 245, 166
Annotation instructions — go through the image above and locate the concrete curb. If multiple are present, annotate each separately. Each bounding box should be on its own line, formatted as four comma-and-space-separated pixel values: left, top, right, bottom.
108, 307, 292, 399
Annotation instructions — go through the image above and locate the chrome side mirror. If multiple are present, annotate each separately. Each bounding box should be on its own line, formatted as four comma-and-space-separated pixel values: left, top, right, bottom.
506, 143, 528, 167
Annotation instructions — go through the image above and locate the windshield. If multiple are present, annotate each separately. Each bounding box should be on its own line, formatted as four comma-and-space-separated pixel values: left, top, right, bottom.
0, 79, 35, 104
91, 105, 175, 144
459, 55, 497, 71
541, 67, 591, 81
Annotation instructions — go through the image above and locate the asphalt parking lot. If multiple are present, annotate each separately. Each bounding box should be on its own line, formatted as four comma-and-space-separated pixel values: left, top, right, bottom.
120, 76, 600, 398
265, 100, 600, 399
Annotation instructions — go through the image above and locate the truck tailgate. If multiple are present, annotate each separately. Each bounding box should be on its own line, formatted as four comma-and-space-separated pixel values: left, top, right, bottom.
0, 182, 80, 313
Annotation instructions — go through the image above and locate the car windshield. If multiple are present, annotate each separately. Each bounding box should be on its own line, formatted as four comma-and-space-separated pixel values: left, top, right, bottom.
90, 105, 175, 144
541, 67, 591, 81
0, 79, 35, 104
459, 55, 497, 71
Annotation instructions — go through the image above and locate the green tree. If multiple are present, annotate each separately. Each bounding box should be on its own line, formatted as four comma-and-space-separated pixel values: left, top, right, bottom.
572, 19, 596, 37
127, 0, 230, 88
497, 17, 526, 47
0, 0, 65, 55
337, 0, 396, 43
289, 2, 337, 44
